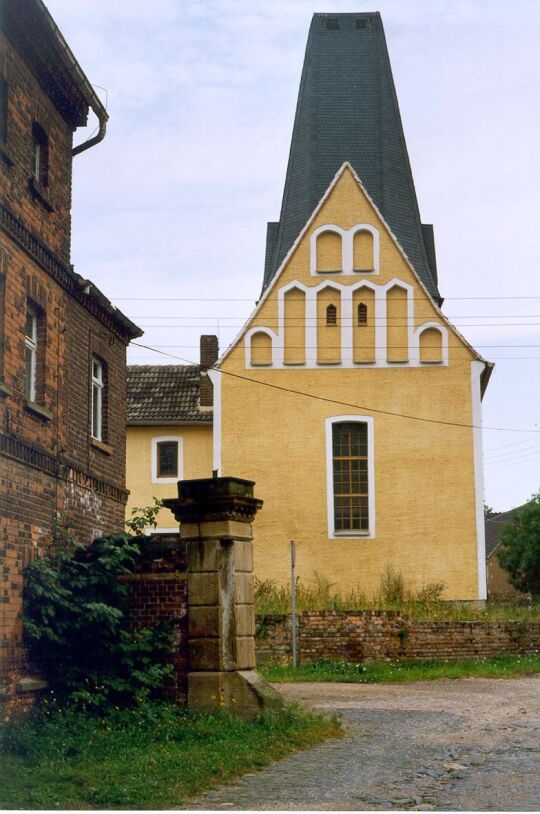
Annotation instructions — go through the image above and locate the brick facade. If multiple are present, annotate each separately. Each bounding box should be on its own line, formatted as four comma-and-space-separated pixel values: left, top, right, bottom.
255, 611, 540, 665
0, 1, 141, 701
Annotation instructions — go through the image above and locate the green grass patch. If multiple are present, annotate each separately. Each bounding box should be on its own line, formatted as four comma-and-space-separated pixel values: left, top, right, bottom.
0, 701, 341, 809
261, 653, 540, 684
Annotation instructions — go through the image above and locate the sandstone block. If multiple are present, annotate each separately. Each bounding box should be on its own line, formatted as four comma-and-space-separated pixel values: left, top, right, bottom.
235, 636, 256, 669
235, 572, 254, 604
235, 603, 255, 637
188, 572, 219, 606
189, 637, 222, 671
189, 605, 221, 638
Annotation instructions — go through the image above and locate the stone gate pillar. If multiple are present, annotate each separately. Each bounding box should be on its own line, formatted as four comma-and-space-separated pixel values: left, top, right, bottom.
164, 476, 282, 718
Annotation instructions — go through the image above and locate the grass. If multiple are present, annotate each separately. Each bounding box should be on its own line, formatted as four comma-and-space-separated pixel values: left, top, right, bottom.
261, 653, 540, 684
254, 568, 539, 621
0, 701, 341, 809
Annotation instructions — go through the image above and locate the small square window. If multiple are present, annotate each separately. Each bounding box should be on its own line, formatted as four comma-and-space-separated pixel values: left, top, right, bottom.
151, 436, 183, 483
157, 441, 178, 478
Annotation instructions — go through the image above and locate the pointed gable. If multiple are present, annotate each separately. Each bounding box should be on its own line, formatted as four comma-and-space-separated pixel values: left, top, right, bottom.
264, 12, 440, 301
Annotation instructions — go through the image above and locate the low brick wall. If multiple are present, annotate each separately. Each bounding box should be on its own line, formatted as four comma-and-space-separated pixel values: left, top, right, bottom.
121, 535, 188, 704
255, 611, 540, 664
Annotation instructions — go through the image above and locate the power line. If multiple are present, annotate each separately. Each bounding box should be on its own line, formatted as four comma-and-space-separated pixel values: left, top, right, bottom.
129, 340, 540, 435
134, 322, 540, 329
484, 437, 540, 454
131, 341, 540, 349
112, 295, 540, 302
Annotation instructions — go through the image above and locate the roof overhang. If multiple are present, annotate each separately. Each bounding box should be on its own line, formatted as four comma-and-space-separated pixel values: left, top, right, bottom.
3, 0, 108, 131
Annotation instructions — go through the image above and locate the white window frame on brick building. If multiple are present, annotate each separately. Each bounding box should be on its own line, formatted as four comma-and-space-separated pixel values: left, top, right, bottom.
91, 356, 104, 441
24, 306, 38, 402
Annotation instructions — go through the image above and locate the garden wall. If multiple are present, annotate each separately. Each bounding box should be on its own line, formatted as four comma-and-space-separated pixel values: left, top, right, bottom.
120, 534, 188, 704
255, 611, 540, 664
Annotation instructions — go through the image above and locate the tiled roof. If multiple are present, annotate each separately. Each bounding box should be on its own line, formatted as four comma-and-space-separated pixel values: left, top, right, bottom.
127, 365, 212, 425
264, 12, 440, 300
485, 502, 532, 558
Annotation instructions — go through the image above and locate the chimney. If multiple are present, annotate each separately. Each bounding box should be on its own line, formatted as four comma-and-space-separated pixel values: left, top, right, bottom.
199, 335, 218, 408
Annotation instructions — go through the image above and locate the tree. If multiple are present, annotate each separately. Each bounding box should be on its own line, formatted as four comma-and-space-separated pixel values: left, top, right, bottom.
497, 493, 540, 596
484, 503, 498, 519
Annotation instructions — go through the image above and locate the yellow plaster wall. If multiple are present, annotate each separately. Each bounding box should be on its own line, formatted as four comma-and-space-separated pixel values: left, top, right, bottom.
219, 166, 482, 599
126, 424, 213, 530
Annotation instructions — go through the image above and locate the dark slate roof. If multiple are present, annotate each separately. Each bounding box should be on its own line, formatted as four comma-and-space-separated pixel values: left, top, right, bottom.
127, 366, 212, 425
485, 502, 532, 558
263, 12, 440, 300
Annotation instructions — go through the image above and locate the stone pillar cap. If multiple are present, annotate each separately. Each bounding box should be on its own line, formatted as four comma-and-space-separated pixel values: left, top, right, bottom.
163, 476, 263, 524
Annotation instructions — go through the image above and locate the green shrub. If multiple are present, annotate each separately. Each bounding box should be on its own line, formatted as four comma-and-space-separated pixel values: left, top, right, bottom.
23, 513, 173, 710
497, 492, 540, 596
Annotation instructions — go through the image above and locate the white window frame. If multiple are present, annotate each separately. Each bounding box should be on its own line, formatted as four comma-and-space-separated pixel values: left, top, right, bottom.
25, 307, 38, 403
31, 137, 41, 183
325, 415, 375, 539
151, 436, 183, 484
91, 356, 104, 441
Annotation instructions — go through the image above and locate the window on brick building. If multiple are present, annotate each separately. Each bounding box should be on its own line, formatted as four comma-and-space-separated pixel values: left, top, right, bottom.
31, 122, 49, 187
91, 356, 104, 440
0, 75, 8, 144
24, 306, 38, 402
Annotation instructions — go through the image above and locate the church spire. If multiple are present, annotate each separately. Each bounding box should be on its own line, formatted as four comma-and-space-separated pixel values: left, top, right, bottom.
264, 12, 440, 300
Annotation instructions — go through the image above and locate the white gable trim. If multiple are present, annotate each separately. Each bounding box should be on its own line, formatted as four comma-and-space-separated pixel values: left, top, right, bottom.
218, 161, 488, 368
471, 361, 487, 599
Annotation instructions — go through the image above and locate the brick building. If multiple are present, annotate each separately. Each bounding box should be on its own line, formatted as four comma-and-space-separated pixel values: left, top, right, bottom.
0, 0, 142, 699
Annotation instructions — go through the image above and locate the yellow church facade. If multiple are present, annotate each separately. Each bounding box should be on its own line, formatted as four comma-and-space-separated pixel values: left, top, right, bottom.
126, 13, 492, 600
211, 165, 491, 599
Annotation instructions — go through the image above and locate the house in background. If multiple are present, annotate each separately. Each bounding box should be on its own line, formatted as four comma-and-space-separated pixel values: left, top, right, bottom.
125, 337, 216, 533
485, 504, 531, 598
0, 0, 141, 700
209, 13, 493, 600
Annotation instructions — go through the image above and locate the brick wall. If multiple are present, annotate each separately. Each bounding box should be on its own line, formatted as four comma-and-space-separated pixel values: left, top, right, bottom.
255, 611, 540, 664
0, 25, 135, 696
121, 536, 188, 704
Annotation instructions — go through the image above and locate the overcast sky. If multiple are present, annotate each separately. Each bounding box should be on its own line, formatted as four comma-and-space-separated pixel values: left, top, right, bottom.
45, 0, 540, 512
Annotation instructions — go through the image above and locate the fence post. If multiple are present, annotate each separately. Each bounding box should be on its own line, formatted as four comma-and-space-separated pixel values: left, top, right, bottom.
290, 541, 298, 668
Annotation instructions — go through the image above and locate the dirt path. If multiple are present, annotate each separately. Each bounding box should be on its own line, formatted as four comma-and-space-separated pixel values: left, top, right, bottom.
186, 675, 540, 810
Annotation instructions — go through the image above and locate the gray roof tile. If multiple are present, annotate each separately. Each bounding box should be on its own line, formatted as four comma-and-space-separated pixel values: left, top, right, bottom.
127, 365, 212, 425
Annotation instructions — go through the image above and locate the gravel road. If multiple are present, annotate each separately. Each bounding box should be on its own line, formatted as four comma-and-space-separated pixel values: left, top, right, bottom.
186, 675, 540, 810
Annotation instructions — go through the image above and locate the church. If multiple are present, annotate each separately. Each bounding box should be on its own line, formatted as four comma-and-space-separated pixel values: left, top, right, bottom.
127, 12, 492, 600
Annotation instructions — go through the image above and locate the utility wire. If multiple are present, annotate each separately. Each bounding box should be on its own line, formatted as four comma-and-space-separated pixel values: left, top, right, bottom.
129, 340, 540, 435
112, 295, 540, 302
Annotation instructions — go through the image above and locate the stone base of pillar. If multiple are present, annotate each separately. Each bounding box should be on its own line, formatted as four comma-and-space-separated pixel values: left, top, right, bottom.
188, 670, 283, 719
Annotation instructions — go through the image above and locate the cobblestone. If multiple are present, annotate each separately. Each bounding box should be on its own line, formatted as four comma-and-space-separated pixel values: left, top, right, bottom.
185, 675, 540, 810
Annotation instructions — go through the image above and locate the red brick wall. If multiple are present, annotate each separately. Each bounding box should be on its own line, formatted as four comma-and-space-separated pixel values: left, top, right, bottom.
121, 537, 188, 704
255, 611, 540, 664
0, 30, 132, 696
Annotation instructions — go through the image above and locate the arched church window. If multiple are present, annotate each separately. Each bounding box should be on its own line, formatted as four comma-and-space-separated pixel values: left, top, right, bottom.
326, 304, 337, 325
357, 303, 368, 325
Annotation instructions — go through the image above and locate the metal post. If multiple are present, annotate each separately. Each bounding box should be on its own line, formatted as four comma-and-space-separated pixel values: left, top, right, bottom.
290, 540, 298, 669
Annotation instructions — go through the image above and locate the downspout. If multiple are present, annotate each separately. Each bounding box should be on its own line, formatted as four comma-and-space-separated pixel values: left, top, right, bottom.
72, 110, 107, 156
35, 0, 108, 157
